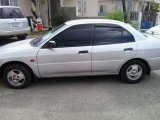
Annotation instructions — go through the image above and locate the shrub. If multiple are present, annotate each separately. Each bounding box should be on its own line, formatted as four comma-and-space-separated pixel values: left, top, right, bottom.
129, 20, 139, 29
104, 10, 125, 22
52, 11, 66, 26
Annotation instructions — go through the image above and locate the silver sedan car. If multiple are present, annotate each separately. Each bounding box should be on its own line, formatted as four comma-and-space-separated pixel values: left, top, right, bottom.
0, 19, 160, 89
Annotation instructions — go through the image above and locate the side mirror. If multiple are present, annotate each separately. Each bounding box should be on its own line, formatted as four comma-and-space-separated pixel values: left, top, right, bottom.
47, 41, 56, 48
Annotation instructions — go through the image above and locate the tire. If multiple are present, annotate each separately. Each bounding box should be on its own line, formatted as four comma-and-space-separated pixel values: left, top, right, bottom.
120, 60, 146, 83
3, 64, 32, 89
17, 35, 27, 40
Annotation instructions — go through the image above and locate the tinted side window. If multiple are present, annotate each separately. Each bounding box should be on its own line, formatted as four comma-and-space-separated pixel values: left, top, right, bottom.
52, 24, 93, 47
93, 25, 135, 45
1, 8, 24, 19
123, 30, 135, 42
93, 26, 122, 45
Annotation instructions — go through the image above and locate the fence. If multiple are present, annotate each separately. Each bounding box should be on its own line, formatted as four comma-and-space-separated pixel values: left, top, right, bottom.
127, 11, 158, 29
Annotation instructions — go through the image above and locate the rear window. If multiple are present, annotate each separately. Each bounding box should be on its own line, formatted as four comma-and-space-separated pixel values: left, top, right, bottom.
0, 8, 24, 19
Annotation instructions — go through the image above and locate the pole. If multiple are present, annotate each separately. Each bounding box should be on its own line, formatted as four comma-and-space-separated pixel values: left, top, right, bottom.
122, 0, 126, 13
122, 0, 127, 22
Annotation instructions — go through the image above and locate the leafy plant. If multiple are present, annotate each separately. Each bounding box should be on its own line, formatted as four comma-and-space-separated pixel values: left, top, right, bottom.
104, 10, 125, 22
52, 11, 66, 26
145, 3, 159, 12
129, 20, 139, 29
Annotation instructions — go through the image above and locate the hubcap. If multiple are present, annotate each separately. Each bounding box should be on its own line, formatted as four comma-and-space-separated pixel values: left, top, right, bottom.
126, 64, 142, 81
7, 69, 25, 86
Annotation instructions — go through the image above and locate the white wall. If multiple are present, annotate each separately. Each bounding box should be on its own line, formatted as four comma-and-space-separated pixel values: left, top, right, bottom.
84, 0, 98, 17
61, 0, 142, 17
17, 0, 32, 16
17, 0, 49, 27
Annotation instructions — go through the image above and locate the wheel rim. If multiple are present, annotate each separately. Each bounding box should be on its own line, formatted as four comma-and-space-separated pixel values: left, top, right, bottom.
126, 64, 142, 81
7, 69, 26, 87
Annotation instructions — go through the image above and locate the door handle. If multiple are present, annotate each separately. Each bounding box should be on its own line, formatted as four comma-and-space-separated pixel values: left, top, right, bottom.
124, 48, 133, 51
79, 50, 89, 54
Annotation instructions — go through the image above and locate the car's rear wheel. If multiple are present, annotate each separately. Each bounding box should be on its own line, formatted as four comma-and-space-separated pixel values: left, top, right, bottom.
17, 35, 27, 40
3, 64, 32, 89
120, 60, 146, 83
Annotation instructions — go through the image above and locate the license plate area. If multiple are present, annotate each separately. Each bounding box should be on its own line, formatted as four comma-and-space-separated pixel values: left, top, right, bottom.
11, 22, 22, 28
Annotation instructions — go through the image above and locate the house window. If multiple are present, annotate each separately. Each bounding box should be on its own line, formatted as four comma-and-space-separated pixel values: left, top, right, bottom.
0, 0, 18, 6
99, 5, 106, 14
77, 0, 86, 16
0, 0, 9, 5
10, 0, 18, 6
83, 1, 86, 13
77, 1, 82, 14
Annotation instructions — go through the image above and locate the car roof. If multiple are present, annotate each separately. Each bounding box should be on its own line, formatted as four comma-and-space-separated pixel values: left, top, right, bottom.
65, 19, 126, 26
0, 6, 20, 9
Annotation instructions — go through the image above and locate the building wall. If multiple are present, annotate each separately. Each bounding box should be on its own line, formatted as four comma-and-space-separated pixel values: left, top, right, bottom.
62, 0, 98, 17
85, 0, 98, 17
62, 0, 76, 7
115, 0, 123, 12
17, 0, 49, 27
17, 0, 32, 16
62, 0, 142, 17
39, 0, 49, 27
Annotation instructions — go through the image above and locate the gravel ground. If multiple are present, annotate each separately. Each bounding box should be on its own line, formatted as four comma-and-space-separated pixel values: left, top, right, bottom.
0, 72, 160, 120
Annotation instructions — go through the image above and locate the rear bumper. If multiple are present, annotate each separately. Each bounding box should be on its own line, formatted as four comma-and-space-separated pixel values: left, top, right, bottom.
0, 27, 30, 37
148, 57, 160, 71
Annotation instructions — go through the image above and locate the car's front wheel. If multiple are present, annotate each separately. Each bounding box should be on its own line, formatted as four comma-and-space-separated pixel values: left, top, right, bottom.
3, 64, 32, 89
120, 60, 146, 83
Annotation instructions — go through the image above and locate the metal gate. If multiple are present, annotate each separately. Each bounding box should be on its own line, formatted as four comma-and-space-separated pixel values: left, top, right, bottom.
141, 11, 157, 29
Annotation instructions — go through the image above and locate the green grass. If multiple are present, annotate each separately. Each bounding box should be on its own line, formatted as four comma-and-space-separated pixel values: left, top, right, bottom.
28, 31, 48, 39
29, 31, 48, 36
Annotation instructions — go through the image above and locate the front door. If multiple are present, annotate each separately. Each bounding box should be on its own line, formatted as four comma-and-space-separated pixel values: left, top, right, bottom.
37, 24, 93, 77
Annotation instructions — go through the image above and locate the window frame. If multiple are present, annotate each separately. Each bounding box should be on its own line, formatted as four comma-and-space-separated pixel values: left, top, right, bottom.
83, 0, 87, 14
45, 24, 94, 48
93, 24, 135, 46
77, 0, 82, 14
77, 0, 87, 16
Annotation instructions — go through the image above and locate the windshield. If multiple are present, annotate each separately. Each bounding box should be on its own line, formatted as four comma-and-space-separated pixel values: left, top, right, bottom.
0, 8, 24, 19
30, 24, 65, 47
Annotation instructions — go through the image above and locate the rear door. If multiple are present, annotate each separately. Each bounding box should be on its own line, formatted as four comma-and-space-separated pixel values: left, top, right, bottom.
92, 24, 137, 75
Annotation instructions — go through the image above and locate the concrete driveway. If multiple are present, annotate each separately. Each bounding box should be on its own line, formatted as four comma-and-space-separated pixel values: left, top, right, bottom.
0, 35, 160, 120
0, 72, 160, 120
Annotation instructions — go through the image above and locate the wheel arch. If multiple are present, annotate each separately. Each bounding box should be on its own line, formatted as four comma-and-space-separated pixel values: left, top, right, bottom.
0, 61, 35, 79
119, 58, 151, 75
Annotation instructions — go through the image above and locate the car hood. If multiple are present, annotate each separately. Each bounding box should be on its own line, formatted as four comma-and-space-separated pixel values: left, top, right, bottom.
0, 39, 35, 53
143, 33, 160, 40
